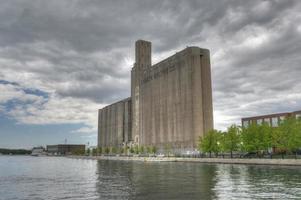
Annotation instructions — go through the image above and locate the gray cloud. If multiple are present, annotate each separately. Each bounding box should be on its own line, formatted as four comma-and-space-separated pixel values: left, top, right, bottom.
0, 0, 301, 130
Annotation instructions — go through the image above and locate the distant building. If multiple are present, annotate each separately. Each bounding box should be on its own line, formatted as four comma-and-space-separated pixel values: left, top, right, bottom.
47, 144, 85, 155
242, 110, 301, 128
98, 97, 132, 148
31, 146, 45, 156
98, 40, 214, 153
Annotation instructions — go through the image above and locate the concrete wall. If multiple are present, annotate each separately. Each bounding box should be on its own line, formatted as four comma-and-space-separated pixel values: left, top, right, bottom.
98, 98, 132, 148
131, 40, 152, 145
98, 40, 213, 151
137, 45, 213, 149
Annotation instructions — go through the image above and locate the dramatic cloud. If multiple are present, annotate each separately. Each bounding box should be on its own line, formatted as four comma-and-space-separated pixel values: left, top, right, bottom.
1, 0, 301, 135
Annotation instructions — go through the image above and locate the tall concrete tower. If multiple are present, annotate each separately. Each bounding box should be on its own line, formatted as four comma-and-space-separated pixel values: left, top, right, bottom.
131, 40, 151, 144
99, 40, 213, 153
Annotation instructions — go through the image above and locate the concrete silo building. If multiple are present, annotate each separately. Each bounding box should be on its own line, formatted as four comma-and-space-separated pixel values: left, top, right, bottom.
98, 40, 213, 153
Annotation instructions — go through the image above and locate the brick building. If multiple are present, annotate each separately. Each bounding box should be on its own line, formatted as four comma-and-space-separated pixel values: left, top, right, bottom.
242, 110, 301, 128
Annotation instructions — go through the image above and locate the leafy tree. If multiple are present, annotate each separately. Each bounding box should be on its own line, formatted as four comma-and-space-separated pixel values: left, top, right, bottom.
139, 146, 145, 154
91, 148, 96, 156
134, 145, 139, 154
129, 146, 135, 154
241, 123, 269, 157
111, 147, 117, 154
97, 147, 102, 155
105, 147, 110, 154
123, 145, 129, 155
71, 148, 85, 155
218, 132, 227, 158
101, 147, 106, 155
273, 117, 301, 158
0, 148, 31, 155
86, 148, 90, 156
119, 146, 124, 154
146, 146, 152, 154
287, 118, 301, 158
260, 122, 273, 154
164, 144, 172, 157
198, 129, 221, 158
224, 125, 241, 158
241, 122, 275, 157
151, 146, 157, 154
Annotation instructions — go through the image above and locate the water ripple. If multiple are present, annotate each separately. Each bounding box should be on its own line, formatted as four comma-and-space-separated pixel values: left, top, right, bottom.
1, 156, 301, 200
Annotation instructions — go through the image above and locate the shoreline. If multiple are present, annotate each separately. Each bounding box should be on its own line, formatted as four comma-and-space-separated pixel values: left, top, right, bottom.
67, 155, 301, 166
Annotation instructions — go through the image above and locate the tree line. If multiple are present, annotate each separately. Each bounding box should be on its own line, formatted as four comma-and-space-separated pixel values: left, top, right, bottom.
0, 148, 31, 155
87, 145, 158, 156
198, 117, 301, 158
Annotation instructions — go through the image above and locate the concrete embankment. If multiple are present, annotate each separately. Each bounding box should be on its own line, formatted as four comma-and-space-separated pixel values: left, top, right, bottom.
68, 156, 301, 166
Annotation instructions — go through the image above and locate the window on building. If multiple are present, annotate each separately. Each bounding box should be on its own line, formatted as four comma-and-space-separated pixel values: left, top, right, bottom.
257, 119, 263, 125
243, 120, 249, 128
272, 117, 278, 127
264, 118, 270, 126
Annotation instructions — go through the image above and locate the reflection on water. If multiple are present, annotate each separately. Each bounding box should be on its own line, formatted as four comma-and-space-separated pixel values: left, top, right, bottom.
213, 165, 301, 199
0, 156, 98, 200
0, 156, 301, 200
95, 161, 301, 200
96, 161, 218, 199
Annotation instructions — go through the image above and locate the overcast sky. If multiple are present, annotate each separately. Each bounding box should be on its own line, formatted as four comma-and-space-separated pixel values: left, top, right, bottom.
1, 0, 301, 148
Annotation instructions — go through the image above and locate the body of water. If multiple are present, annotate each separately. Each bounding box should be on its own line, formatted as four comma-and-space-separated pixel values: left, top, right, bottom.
0, 156, 300, 199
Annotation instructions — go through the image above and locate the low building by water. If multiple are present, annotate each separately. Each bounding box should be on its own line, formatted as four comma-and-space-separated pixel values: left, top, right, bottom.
47, 144, 85, 155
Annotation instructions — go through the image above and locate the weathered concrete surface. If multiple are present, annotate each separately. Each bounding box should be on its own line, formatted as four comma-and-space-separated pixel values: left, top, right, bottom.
98, 98, 132, 147
132, 40, 213, 149
69, 156, 301, 166
131, 40, 152, 145
98, 40, 213, 150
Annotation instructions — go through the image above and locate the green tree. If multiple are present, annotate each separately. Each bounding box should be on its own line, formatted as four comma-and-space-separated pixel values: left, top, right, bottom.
260, 122, 273, 155
105, 147, 110, 154
123, 145, 129, 155
91, 148, 96, 156
198, 129, 221, 158
218, 132, 227, 158
71, 148, 85, 155
151, 146, 157, 154
86, 148, 90, 156
97, 147, 102, 155
119, 146, 124, 154
139, 145, 145, 154
102, 147, 106, 155
129, 146, 135, 154
273, 117, 301, 158
242, 123, 260, 156
241, 122, 273, 157
146, 146, 152, 154
111, 147, 117, 154
134, 145, 139, 154
224, 125, 241, 158
164, 144, 172, 157
287, 118, 301, 158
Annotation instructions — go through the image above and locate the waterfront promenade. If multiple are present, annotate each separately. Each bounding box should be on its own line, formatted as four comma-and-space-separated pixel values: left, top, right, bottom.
68, 155, 301, 166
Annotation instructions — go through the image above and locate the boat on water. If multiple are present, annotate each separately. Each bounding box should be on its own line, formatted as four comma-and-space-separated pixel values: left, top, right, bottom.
31, 147, 45, 156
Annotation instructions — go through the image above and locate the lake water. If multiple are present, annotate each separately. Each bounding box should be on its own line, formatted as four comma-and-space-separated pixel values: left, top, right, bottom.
0, 156, 301, 200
